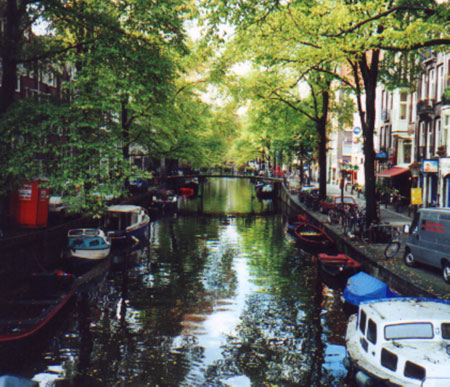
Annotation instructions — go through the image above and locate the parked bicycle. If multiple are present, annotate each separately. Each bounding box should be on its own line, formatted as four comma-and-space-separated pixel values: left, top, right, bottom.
384, 226, 401, 259
355, 219, 393, 244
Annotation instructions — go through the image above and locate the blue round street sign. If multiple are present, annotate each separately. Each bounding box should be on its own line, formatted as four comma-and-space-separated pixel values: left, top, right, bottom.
353, 126, 361, 136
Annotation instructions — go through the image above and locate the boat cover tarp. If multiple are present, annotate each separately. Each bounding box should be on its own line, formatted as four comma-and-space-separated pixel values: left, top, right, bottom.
0, 375, 38, 387
342, 272, 399, 306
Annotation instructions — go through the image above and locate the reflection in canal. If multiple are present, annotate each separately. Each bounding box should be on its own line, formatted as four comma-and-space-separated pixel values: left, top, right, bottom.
0, 178, 350, 386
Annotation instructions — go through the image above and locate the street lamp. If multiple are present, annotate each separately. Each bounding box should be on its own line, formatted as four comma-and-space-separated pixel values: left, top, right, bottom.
340, 169, 347, 204
409, 161, 421, 215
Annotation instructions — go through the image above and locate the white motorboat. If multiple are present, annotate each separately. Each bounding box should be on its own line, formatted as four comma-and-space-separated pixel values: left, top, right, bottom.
66, 228, 111, 260
344, 297, 450, 386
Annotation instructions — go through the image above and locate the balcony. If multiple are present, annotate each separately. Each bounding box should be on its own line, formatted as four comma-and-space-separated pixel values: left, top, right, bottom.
417, 99, 435, 121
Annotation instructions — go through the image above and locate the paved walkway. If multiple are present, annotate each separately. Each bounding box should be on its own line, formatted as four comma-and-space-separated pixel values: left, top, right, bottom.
284, 176, 449, 300
285, 173, 413, 227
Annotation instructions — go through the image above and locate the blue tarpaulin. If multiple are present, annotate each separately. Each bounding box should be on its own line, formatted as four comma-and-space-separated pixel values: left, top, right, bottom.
342, 272, 399, 306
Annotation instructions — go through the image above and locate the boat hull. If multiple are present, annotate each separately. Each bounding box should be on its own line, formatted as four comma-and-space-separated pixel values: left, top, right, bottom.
67, 247, 110, 260
317, 254, 361, 288
0, 272, 76, 342
294, 222, 334, 249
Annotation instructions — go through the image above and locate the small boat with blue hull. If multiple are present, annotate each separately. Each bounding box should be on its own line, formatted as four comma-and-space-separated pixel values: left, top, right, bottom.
66, 228, 111, 261
345, 298, 450, 386
103, 205, 150, 246
64, 228, 111, 274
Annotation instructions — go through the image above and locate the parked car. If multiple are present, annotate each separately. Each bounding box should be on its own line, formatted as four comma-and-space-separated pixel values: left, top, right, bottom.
319, 195, 358, 214
298, 186, 318, 203
404, 208, 450, 283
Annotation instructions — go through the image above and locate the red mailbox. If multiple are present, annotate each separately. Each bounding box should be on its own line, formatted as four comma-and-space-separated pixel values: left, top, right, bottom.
10, 181, 49, 228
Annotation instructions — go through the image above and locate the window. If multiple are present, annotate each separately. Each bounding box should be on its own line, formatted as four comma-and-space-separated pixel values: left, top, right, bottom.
400, 104, 407, 120
429, 68, 435, 100
89, 239, 100, 247
359, 310, 367, 334
404, 361, 426, 381
437, 65, 443, 101
442, 323, 450, 339
403, 141, 412, 164
360, 337, 368, 352
385, 323, 433, 340
367, 319, 377, 344
427, 123, 434, 158
420, 122, 426, 148
381, 348, 398, 371
421, 73, 427, 100
436, 119, 442, 147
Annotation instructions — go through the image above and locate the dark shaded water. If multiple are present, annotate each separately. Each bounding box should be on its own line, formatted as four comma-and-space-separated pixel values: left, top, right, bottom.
0, 179, 350, 386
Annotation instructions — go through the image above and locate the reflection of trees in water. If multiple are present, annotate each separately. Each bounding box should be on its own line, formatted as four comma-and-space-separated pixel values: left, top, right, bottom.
204, 292, 312, 385
198, 252, 324, 386
9, 212, 348, 385
54, 216, 240, 385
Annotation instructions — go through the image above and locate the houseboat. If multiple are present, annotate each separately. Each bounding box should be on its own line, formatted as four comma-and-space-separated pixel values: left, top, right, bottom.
103, 205, 150, 246
344, 297, 450, 386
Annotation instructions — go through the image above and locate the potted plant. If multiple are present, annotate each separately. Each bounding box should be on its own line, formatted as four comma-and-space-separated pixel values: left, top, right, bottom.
444, 86, 450, 104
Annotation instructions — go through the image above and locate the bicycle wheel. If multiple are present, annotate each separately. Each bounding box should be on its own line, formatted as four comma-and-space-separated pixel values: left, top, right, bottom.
328, 209, 339, 224
384, 240, 401, 259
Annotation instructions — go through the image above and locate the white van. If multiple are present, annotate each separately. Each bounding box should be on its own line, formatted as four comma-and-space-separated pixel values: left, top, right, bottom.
404, 208, 450, 283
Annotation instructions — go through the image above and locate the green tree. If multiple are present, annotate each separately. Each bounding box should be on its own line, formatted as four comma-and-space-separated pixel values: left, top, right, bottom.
201, 0, 449, 223
0, 0, 189, 215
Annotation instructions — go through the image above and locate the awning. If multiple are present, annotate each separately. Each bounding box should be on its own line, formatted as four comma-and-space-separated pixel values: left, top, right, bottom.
376, 166, 409, 178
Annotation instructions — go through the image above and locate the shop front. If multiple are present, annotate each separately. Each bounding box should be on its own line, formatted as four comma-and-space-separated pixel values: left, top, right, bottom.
422, 159, 439, 207
376, 166, 411, 199
439, 158, 450, 207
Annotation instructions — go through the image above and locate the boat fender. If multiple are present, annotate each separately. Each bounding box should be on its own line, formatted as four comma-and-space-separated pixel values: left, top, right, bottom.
355, 370, 374, 386
343, 355, 352, 370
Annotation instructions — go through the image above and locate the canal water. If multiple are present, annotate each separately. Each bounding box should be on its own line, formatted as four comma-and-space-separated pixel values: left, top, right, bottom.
0, 178, 351, 386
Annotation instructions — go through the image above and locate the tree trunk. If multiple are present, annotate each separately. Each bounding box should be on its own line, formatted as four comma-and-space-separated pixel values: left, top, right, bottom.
317, 88, 330, 200
0, 0, 22, 115
359, 51, 380, 224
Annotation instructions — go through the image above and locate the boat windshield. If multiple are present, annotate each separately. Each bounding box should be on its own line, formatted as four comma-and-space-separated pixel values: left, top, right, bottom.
385, 323, 433, 340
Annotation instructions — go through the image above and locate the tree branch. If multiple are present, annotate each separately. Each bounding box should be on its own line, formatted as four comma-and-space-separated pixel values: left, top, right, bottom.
326, 5, 436, 38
